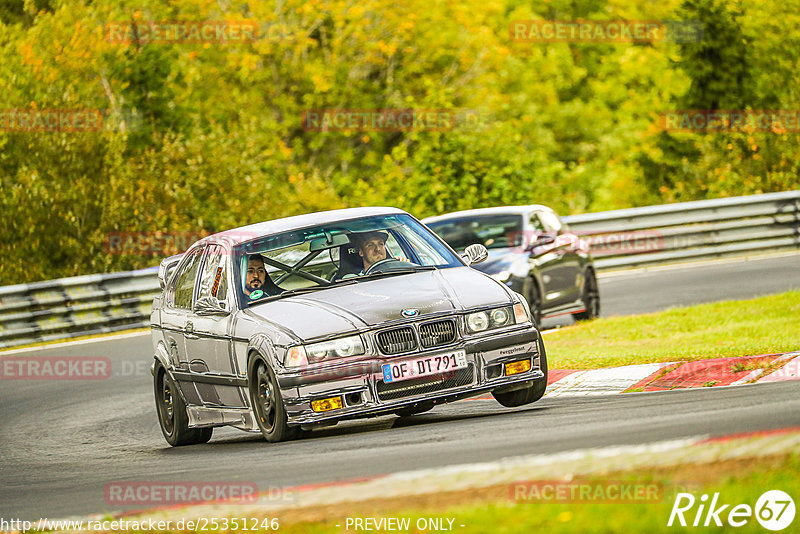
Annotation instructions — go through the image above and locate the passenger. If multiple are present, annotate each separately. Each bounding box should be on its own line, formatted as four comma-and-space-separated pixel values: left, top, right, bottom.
244, 255, 270, 298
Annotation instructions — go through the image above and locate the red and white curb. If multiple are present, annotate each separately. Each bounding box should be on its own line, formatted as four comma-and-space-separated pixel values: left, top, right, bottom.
544, 351, 800, 397
546, 362, 670, 397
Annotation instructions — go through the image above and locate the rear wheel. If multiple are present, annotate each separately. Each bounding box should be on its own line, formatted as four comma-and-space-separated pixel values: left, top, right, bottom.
249, 358, 300, 443
154, 367, 213, 446
574, 269, 600, 321
492, 338, 548, 408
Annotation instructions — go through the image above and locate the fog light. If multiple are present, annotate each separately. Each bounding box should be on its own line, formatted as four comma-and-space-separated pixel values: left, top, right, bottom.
311, 396, 343, 412
504, 359, 532, 376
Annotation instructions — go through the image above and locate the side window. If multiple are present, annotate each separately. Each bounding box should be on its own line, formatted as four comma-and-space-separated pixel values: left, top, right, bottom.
537, 211, 563, 233
173, 248, 204, 310
384, 233, 410, 262
198, 245, 228, 303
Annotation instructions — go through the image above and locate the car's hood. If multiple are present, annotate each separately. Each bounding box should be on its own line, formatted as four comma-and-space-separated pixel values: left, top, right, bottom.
243, 267, 513, 341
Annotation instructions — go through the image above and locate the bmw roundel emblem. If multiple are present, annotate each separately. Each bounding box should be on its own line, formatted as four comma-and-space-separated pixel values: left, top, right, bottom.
401, 308, 420, 318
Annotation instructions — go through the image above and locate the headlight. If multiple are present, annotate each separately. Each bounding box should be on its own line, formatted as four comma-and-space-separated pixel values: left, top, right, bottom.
287, 335, 365, 367
467, 311, 489, 332
466, 305, 516, 333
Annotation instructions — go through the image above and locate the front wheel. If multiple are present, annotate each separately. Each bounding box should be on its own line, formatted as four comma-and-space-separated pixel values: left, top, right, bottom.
525, 279, 542, 329
249, 358, 300, 443
492, 338, 548, 408
574, 269, 600, 321
154, 367, 213, 446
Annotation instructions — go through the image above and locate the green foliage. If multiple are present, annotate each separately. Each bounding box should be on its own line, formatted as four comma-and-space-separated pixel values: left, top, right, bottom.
1, 0, 799, 284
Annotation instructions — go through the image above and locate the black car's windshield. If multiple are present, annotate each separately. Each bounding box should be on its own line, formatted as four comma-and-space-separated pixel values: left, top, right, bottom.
234, 214, 462, 306
426, 214, 524, 252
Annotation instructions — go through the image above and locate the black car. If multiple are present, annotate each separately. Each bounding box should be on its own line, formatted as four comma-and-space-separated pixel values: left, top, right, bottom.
423, 205, 599, 326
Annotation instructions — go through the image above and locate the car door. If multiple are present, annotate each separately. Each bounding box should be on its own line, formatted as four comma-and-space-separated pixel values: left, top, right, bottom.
160, 245, 205, 405
537, 209, 582, 305
183, 243, 242, 407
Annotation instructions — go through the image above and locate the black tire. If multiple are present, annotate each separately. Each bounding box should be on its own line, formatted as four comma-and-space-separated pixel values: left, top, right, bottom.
249, 357, 300, 443
492, 338, 548, 408
154, 367, 213, 446
574, 269, 600, 321
394, 401, 435, 417
525, 279, 543, 329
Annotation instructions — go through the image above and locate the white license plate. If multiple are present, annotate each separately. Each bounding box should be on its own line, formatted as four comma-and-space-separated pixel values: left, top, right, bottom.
381, 350, 468, 383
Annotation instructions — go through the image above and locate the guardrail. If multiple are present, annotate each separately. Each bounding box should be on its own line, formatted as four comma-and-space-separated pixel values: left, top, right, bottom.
562, 190, 800, 270
0, 268, 159, 349
1, 191, 798, 349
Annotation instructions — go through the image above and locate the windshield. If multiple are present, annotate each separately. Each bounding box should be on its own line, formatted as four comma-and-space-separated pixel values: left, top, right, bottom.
233, 214, 463, 306
426, 214, 524, 252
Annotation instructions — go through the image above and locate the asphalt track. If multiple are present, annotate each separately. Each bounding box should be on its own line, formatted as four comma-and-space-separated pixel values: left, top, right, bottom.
1, 254, 799, 520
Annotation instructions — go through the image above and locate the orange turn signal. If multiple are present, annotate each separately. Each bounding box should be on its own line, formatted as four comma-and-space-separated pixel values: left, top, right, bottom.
311, 396, 343, 412
504, 359, 532, 376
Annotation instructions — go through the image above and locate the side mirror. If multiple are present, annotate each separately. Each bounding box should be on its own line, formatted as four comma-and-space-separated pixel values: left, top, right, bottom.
462, 244, 489, 265
158, 254, 183, 289
195, 297, 230, 316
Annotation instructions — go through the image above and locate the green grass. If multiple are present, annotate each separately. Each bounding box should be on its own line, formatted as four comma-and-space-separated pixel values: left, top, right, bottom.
545, 290, 800, 369
268, 454, 800, 534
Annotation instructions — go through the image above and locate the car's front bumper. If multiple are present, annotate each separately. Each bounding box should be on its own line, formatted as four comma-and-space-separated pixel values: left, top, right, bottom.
278, 326, 544, 425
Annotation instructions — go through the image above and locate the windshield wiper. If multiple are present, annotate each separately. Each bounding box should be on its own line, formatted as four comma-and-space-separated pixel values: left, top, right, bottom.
356, 265, 437, 281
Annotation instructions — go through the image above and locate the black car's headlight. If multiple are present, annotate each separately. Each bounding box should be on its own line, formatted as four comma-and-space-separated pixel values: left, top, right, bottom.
466, 303, 529, 333
285, 335, 366, 368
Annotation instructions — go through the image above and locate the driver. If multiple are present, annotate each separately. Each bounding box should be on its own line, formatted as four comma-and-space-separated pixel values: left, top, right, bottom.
352, 231, 390, 274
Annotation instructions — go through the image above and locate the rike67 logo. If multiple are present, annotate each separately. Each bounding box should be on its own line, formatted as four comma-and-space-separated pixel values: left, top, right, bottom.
668, 490, 795, 530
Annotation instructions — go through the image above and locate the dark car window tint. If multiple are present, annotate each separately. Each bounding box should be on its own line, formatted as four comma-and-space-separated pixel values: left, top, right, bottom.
537, 211, 563, 233
427, 215, 524, 251
198, 245, 228, 302
173, 248, 203, 309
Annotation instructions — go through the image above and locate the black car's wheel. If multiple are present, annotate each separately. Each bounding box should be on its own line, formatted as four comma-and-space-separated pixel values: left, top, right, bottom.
155, 367, 212, 446
249, 358, 300, 443
525, 279, 542, 329
574, 269, 600, 321
394, 401, 435, 417
492, 338, 548, 408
